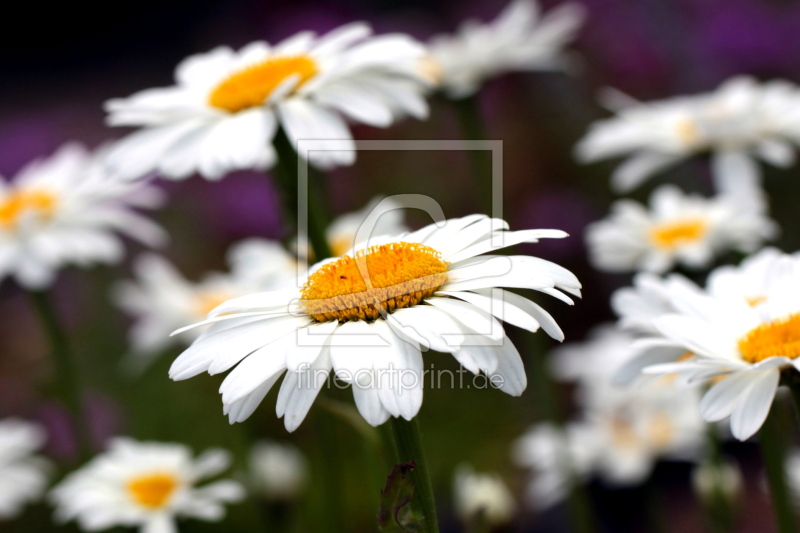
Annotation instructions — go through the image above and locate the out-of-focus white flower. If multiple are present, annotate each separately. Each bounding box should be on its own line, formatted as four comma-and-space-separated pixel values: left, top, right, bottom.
0, 143, 165, 289
105, 24, 430, 180
692, 459, 743, 507
51, 438, 244, 533
784, 448, 800, 510
576, 76, 800, 195
249, 441, 307, 501
113, 239, 295, 365
453, 465, 516, 526
0, 419, 49, 519
427, 0, 585, 98
169, 214, 579, 431
641, 252, 800, 440
585, 185, 777, 274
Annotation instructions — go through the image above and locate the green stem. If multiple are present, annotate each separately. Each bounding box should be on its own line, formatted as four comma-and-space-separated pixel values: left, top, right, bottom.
29, 290, 91, 460
389, 417, 440, 533
451, 95, 494, 215
759, 402, 797, 533
702, 425, 736, 533
271, 128, 332, 261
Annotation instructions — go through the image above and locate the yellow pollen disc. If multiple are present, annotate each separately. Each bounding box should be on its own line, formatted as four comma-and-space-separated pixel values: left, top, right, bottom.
417, 55, 443, 85
746, 295, 767, 308
738, 313, 800, 364
195, 292, 231, 318
208, 55, 318, 113
649, 218, 707, 250
300, 242, 450, 323
0, 189, 58, 229
610, 419, 639, 449
676, 118, 700, 146
127, 473, 179, 509
329, 234, 353, 259
647, 414, 674, 449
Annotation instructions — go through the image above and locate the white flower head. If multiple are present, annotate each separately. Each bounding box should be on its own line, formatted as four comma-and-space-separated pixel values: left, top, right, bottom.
785, 448, 800, 510
169, 213, 580, 431
692, 459, 743, 507
51, 438, 244, 533
585, 185, 777, 274
113, 239, 295, 367
427, 0, 585, 98
105, 24, 430, 181
641, 252, 800, 440
249, 440, 307, 501
576, 76, 800, 195
0, 419, 50, 519
0, 143, 166, 289
453, 464, 516, 526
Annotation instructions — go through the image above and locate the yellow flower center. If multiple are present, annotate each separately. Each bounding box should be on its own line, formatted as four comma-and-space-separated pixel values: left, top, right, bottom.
676, 118, 700, 147
195, 291, 231, 318
746, 295, 767, 307
417, 55, 443, 85
738, 313, 800, 364
300, 242, 450, 322
647, 414, 674, 449
208, 55, 318, 113
0, 188, 58, 229
649, 219, 707, 250
127, 473, 180, 509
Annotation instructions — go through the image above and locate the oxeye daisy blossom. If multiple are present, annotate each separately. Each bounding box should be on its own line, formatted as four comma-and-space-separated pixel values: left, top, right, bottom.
249, 441, 307, 502
453, 465, 516, 527
640, 252, 800, 440
585, 185, 777, 274
169, 214, 580, 431
0, 419, 50, 519
0, 143, 166, 289
50, 438, 244, 533
576, 76, 800, 194
425, 0, 585, 98
113, 239, 295, 363
105, 23, 430, 181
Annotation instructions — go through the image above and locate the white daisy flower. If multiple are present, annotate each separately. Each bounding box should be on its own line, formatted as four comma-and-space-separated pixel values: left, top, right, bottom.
785, 448, 800, 510
0, 419, 50, 519
576, 76, 800, 194
426, 0, 586, 98
612, 272, 687, 336
641, 251, 800, 440
169, 214, 580, 431
113, 239, 295, 362
585, 185, 777, 273
105, 24, 430, 180
692, 459, 743, 508
453, 464, 516, 526
249, 441, 307, 501
51, 438, 244, 533
0, 143, 166, 289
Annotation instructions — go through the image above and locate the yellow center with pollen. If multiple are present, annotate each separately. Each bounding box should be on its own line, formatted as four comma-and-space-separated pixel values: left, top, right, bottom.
301, 242, 450, 323
195, 292, 231, 318
208, 56, 318, 113
0, 189, 58, 229
649, 219, 707, 250
127, 473, 180, 509
738, 313, 800, 364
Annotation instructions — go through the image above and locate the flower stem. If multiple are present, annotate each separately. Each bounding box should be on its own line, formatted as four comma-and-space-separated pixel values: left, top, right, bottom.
271, 128, 332, 261
450, 95, 494, 215
389, 417, 440, 533
29, 290, 91, 461
759, 402, 797, 533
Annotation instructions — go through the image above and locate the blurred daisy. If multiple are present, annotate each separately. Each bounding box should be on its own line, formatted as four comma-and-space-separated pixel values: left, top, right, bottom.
576, 76, 800, 194
585, 185, 777, 273
106, 24, 429, 180
0, 143, 165, 289
692, 459, 743, 509
427, 0, 585, 98
642, 251, 800, 440
51, 438, 244, 533
612, 272, 686, 336
0, 419, 49, 519
113, 239, 295, 364
453, 465, 516, 527
785, 448, 800, 509
249, 441, 307, 502
169, 214, 580, 431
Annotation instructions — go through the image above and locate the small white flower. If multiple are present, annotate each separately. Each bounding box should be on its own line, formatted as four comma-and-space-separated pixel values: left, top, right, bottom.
0, 419, 50, 519
0, 143, 165, 289
427, 0, 585, 98
692, 459, 743, 507
169, 213, 580, 431
576, 76, 800, 194
611, 272, 687, 336
641, 251, 800, 440
453, 465, 516, 526
585, 185, 777, 273
249, 441, 307, 501
113, 240, 295, 365
105, 24, 430, 180
51, 438, 244, 533
785, 448, 800, 510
